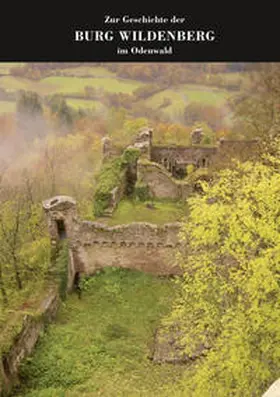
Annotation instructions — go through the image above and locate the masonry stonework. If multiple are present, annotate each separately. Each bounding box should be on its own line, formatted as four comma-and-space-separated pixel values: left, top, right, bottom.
43, 196, 183, 287
0, 289, 59, 396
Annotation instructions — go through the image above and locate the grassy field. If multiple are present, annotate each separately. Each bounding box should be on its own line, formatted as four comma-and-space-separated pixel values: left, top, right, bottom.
0, 65, 235, 127
66, 98, 107, 113
102, 199, 188, 226
14, 268, 186, 397
145, 89, 186, 119
0, 100, 16, 114
0, 75, 144, 96
58, 66, 116, 78
0, 76, 58, 95
145, 84, 231, 120
41, 76, 144, 95
179, 84, 230, 106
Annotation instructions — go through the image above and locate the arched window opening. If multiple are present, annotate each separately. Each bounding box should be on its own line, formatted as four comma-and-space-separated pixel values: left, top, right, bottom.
56, 219, 67, 240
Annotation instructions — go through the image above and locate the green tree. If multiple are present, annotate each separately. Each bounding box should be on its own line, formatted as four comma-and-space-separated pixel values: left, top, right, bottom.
16, 90, 46, 141
0, 184, 50, 306
168, 157, 280, 397
232, 63, 280, 154
16, 90, 43, 116
47, 95, 74, 130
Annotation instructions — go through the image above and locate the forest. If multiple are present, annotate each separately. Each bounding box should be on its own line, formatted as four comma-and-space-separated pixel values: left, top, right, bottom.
0, 62, 279, 396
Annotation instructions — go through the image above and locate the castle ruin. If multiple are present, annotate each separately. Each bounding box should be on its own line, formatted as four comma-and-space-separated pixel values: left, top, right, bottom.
43, 128, 259, 287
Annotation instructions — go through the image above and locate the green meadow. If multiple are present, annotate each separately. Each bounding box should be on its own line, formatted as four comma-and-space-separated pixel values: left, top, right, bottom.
0, 64, 236, 125
66, 98, 107, 113
14, 268, 186, 397
104, 199, 188, 226
58, 66, 116, 77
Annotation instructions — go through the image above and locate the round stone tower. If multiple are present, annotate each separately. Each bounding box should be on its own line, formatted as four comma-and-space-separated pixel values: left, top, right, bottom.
42, 195, 78, 245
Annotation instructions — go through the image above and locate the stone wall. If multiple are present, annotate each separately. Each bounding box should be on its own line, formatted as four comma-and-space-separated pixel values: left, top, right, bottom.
137, 160, 192, 200
0, 289, 59, 396
151, 145, 218, 169
73, 221, 182, 275
43, 196, 184, 282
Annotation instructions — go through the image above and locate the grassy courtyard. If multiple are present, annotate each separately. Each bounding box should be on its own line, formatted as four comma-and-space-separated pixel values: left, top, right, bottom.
102, 199, 188, 226
14, 268, 186, 397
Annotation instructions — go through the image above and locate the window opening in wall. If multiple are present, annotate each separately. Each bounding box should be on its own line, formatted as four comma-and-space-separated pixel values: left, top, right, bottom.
56, 219, 67, 240
2, 356, 11, 377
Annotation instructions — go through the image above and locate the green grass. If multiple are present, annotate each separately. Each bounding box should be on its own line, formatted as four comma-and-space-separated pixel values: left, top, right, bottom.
0, 100, 16, 113
145, 89, 186, 118
41, 76, 144, 95
179, 84, 230, 106
0, 75, 143, 96
0, 76, 58, 95
15, 268, 186, 397
103, 199, 188, 226
58, 66, 116, 78
145, 84, 231, 120
66, 98, 107, 112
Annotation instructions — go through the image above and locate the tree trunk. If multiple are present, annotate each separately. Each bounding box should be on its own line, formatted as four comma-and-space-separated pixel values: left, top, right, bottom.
0, 264, 8, 305
12, 252, 22, 290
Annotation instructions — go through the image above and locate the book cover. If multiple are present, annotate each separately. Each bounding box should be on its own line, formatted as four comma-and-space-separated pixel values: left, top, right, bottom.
0, 6, 279, 397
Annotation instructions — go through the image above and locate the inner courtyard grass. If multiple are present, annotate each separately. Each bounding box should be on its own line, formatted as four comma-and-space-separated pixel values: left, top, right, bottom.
14, 268, 186, 397
103, 199, 188, 226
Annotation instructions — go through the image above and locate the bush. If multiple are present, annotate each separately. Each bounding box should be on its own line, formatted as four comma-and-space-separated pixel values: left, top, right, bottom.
121, 147, 140, 165
134, 182, 150, 201
93, 157, 125, 217
93, 149, 141, 216
50, 240, 69, 301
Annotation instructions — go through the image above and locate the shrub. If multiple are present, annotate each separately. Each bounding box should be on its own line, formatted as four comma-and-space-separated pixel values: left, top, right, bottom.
93, 158, 125, 217
50, 240, 69, 301
134, 182, 150, 201
121, 147, 140, 165
93, 149, 141, 216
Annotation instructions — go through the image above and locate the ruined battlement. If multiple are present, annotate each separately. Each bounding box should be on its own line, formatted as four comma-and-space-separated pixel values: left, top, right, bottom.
76, 221, 181, 248
43, 196, 183, 287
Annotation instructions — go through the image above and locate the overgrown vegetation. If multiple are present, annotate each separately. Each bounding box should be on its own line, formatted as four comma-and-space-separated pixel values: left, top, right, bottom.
93, 157, 126, 216
93, 148, 141, 216
0, 195, 50, 319
134, 181, 151, 201
48, 240, 69, 301
166, 156, 280, 397
14, 268, 184, 397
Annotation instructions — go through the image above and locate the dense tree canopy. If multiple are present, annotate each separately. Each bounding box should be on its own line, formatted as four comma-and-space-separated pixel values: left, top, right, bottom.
168, 155, 280, 396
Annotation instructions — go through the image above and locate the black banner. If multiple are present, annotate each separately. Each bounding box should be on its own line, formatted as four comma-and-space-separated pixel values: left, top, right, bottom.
0, 6, 278, 61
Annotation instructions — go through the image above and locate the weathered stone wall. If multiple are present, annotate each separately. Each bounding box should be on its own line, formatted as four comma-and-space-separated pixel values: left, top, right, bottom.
151, 145, 218, 168
76, 243, 180, 275
43, 196, 184, 281
72, 221, 182, 275
0, 289, 59, 396
103, 182, 126, 217
137, 160, 192, 200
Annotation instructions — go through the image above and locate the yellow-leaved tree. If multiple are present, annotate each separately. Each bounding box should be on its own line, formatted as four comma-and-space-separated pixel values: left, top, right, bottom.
169, 156, 280, 397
